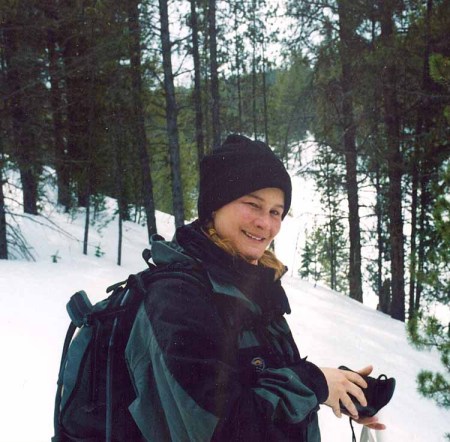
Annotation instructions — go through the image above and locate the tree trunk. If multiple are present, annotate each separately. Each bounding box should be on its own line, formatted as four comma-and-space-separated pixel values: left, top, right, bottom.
344, 146, 363, 302
409, 122, 420, 318
190, 0, 205, 168
369, 15, 386, 310
374, 165, 384, 302
127, 0, 157, 241
208, 0, 221, 150
47, 26, 71, 210
158, 0, 185, 228
379, 278, 391, 314
201, 33, 212, 153
416, 158, 432, 311
112, 112, 125, 266
411, 0, 434, 316
379, 0, 405, 321
328, 222, 337, 290
118, 207, 123, 266
117, 164, 123, 267
386, 155, 405, 323
251, 44, 258, 139
261, 48, 269, 145
233, 2, 243, 133
4, 21, 40, 215
20, 169, 39, 214
325, 163, 337, 290
0, 25, 7, 258
61, 27, 91, 209
83, 192, 90, 255
337, 0, 363, 302
0, 160, 7, 259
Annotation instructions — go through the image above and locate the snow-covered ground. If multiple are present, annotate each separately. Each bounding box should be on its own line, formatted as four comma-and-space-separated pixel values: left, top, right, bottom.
1, 172, 449, 441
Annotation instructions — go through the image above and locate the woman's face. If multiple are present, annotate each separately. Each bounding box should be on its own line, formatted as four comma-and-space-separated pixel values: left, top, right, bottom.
212, 187, 284, 264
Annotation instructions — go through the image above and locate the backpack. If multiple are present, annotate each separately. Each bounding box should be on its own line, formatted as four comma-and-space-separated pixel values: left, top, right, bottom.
52, 251, 207, 442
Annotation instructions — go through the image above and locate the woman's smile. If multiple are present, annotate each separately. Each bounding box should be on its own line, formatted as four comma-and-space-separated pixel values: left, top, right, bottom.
242, 230, 265, 241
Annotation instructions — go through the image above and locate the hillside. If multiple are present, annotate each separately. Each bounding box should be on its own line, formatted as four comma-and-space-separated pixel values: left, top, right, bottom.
0, 175, 449, 441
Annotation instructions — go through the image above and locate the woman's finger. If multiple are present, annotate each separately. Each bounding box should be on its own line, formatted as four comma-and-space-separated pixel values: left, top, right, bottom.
357, 365, 373, 377
332, 406, 342, 418
346, 381, 367, 407
355, 415, 387, 431
344, 370, 368, 389
366, 422, 386, 430
340, 395, 359, 419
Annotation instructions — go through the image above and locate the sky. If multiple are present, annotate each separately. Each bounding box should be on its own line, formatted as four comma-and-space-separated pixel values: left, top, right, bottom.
1, 169, 449, 441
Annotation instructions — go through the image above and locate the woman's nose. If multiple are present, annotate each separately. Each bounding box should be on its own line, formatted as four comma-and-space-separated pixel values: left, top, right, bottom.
254, 212, 271, 230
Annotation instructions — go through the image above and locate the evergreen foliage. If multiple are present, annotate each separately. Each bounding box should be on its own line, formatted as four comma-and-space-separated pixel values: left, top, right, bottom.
286, 0, 450, 320
408, 160, 450, 437
299, 228, 321, 284
0, 0, 449, 340
300, 220, 348, 293
408, 313, 450, 411
299, 145, 349, 293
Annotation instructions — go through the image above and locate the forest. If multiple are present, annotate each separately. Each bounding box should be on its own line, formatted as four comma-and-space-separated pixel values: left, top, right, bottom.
1, 0, 449, 414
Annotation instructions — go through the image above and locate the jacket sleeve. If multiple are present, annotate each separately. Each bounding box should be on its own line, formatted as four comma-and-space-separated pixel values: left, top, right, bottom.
126, 277, 328, 442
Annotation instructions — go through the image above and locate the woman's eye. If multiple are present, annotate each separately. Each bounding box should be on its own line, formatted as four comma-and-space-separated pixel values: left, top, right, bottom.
245, 202, 259, 208
271, 210, 281, 217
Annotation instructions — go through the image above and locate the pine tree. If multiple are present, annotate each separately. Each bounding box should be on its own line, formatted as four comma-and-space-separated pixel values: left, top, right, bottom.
208, 0, 221, 150
189, 0, 205, 166
267, 54, 312, 157
45, 3, 71, 210
302, 145, 349, 293
127, 0, 157, 240
158, 0, 185, 228
408, 311, 450, 437
2, 0, 46, 215
299, 233, 320, 283
378, 0, 406, 322
408, 53, 450, 439
336, 0, 363, 302
287, 0, 364, 300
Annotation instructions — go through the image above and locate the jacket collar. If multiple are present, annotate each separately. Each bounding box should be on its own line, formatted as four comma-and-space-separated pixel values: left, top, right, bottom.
149, 221, 290, 318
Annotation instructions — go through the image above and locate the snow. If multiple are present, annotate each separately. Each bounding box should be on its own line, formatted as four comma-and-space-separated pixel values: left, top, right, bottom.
1, 173, 450, 442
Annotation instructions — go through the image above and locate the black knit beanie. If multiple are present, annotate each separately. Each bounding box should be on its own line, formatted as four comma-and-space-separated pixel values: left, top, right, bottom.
198, 134, 292, 223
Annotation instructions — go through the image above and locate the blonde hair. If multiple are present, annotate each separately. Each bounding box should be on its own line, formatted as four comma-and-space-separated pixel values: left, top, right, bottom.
203, 223, 286, 280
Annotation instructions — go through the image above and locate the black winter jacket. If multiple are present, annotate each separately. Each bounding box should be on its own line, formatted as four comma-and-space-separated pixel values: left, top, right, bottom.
125, 221, 328, 441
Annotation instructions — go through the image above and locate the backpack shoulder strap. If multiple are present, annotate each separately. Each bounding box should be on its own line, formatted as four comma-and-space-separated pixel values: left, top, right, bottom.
139, 262, 210, 295
52, 321, 77, 442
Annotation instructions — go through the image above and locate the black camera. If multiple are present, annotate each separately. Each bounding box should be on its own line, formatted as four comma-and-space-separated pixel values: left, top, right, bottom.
338, 366, 396, 418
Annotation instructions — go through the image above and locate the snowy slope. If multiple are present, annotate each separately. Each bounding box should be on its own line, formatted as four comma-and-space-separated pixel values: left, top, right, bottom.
1, 177, 449, 441
285, 277, 450, 441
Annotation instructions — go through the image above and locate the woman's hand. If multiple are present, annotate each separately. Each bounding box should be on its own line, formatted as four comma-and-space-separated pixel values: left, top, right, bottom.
320, 365, 371, 419
321, 365, 387, 430
353, 415, 386, 430
349, 366, 386, 430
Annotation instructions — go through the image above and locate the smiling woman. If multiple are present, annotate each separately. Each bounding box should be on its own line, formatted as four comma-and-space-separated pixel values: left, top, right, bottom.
124, 134, 381, 442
